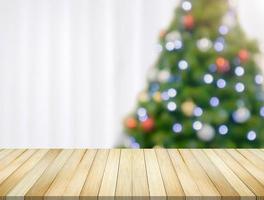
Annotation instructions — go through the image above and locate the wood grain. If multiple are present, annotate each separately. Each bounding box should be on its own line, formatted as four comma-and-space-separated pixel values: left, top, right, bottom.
204, 149, 255, 200
0, 150, 36, 184
0, 150, 26, 171
238, 149, 264, 171
132, 149, 149, 200
248, 149, 264, 161
0, 149, 263, 200
98, 149, 120, 200
0, 150, 14, 160
191, 149, 239, 200
0, 150, 49, 197
214, 149, 264, 200
25, 149, 74, 200
155, 149, 184, 200
80, 149, 109, 200
227, 149, 264, 186
144, 149, 166, 200
45, 149, 85, 198
168, 149, 201, 199
115, 149, 132, 200
6, 150, 60, 200
63, 150, 96, 197
179, 149, 220, 199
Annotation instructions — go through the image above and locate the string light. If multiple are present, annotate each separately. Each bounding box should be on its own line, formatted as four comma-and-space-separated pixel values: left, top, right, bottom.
131, 142, 140, 148
214, 41, 224, 52
260, 106, 264, 117
174, 40, 183, 49
165, 42, 175, 51
137, 107, 148, 122
197, 38, 212, 52
137, 107, 147, 117
168, 88, 177, 98
182, 1, 192, 11
178, 60, 189, 70
193, 121, 202, 130
124, 137, 136, 148
167, 101, 177, 111
193, 107, 203, 117
247, 130, 256, 141
172, 123, 183, 133
219, 25, 229, 35
234, 66, 245, 76
165, 31, 183, 50
214, 37, 225, 52
210, 97, 220, 107
216, 79, 226, 88
255, 74, 263, 84
218, 125, 228, 135
235, 82, 245, 93
161, 91, 170, 100
203, 74, 214, 84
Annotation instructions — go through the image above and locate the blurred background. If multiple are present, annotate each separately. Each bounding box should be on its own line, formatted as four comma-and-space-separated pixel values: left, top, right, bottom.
0, 0, 263, 147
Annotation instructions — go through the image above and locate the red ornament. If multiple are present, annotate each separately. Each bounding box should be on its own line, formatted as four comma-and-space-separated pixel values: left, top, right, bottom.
141, 118, 155, 132
216, 57, 230, 73
183, 14, 194, 30
125, 117, 137, 129
238, 49, 249, 62
159, 30, 166, 39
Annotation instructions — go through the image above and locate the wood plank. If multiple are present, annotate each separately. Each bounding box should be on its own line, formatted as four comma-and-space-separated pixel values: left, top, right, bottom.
0, 150, 14, 160
179, 149, 220, 199
144, 149, 166, 200
191, 149, 239, 200
0, 150, 36, 184
132, 149, 149, 200
0, 150, 26, 171
204, 149, 255, 200
226, 149, 264, 186
80, 149, 109, 200
214, 149, 264, 199
0, 149, 263, 200
98, 149, 120, 200
25, 149, 74, 200
44, 149, 85, 198
6, 150, 60, 199
238, 149, 264, 171
248, 149, 264, 162
168, 149, 201, 199
63, 150, 97, 197
0, 150, 49, 197
155, 149, 184, 200
115, 149, 132, 200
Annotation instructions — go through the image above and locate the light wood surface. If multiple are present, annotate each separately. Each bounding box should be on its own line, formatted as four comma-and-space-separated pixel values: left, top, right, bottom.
0, 149, 263, 200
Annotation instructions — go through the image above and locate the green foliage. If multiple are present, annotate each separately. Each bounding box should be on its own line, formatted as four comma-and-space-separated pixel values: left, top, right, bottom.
124, 0, 264, 148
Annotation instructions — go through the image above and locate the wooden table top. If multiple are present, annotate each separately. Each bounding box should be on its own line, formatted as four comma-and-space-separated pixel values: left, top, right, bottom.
0, 149, 263, 200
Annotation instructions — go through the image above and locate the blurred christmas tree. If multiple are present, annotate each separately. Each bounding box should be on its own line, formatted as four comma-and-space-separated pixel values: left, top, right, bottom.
124, 0, 264, 148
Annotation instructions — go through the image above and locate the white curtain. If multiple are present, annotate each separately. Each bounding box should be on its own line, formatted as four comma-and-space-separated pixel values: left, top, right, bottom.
0, 0, 263, 148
